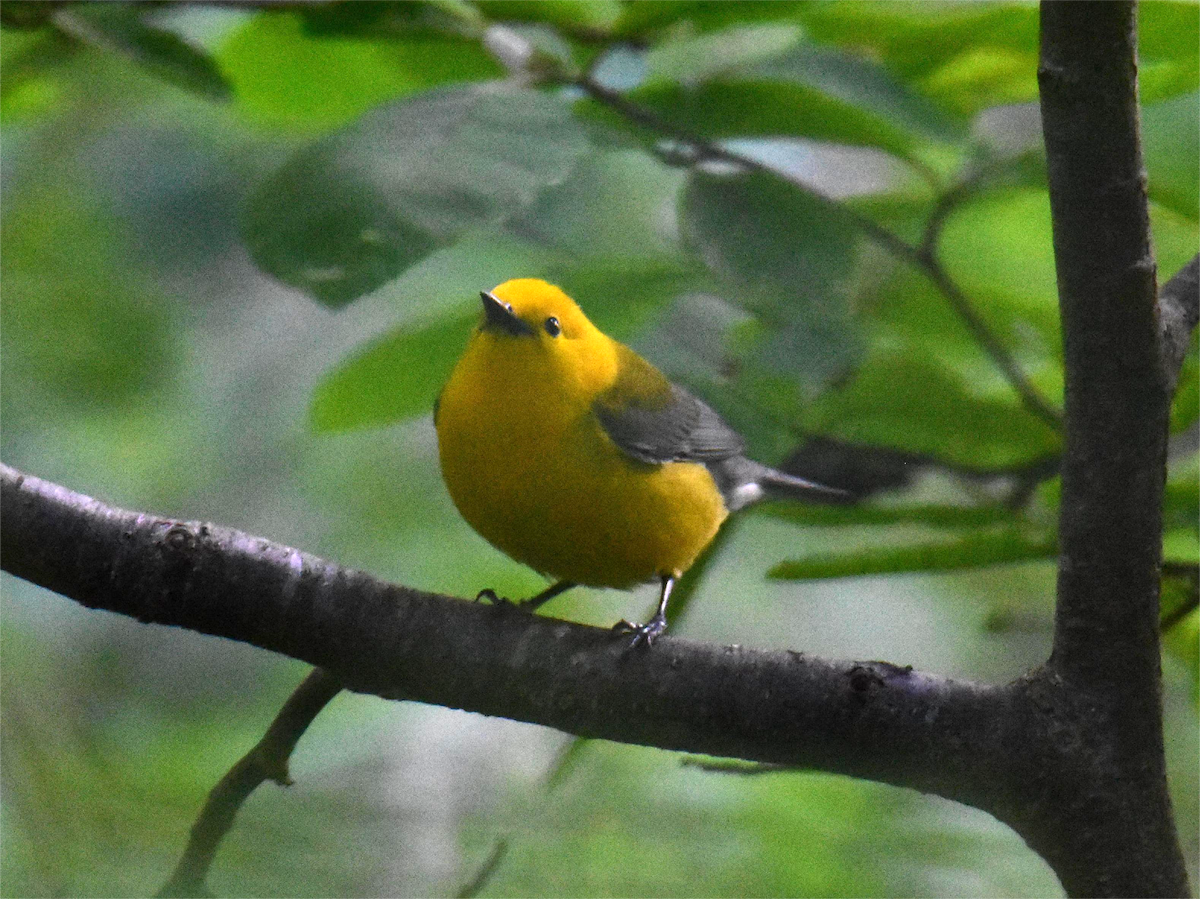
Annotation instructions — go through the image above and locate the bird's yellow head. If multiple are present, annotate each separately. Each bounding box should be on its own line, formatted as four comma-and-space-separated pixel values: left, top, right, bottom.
467, 279, 618, 398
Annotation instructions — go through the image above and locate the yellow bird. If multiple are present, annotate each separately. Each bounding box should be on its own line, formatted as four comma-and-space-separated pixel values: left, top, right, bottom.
435, 278, 844, 645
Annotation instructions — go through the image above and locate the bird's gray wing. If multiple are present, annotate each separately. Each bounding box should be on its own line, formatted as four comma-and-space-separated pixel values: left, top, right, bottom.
593, 344, 745, 466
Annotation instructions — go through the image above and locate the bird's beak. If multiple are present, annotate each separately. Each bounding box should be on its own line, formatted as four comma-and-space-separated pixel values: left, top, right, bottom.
480, 290, 534, 337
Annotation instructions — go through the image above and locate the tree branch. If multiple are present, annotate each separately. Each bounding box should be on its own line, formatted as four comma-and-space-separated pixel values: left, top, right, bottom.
0, 463, 1015, 806
157, 668, 343, 898
1037, 2, 1189, 895
1160, 253, 1200, 396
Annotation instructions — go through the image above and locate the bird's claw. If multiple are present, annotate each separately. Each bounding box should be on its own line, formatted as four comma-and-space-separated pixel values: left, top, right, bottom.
612, 614, 668, 648
475, 588, 514, 608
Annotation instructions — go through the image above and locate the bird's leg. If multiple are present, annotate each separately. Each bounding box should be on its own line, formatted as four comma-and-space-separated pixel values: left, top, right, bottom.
520, 580, 576, 611
614, 575, 674, 647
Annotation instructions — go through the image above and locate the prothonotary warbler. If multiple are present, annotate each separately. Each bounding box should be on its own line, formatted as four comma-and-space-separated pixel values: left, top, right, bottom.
435, 278, 846, 645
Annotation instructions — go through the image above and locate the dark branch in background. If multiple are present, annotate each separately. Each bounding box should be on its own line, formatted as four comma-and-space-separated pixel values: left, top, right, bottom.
573, 77, 1065, 431
1160, 253, 1200, 396
779, 435, 1061, 507
157, 669, 343, 898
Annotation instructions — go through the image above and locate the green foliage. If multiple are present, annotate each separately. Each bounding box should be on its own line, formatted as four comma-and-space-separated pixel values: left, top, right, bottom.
52, 4, 230, 100
312, 311, 474, 433
243, 84, 588, 305
629, 31, 963, 165
2, 1, 1197, 896
218, 10, 500, 132
769, 530, 1058, 581
0, 183, 177, 412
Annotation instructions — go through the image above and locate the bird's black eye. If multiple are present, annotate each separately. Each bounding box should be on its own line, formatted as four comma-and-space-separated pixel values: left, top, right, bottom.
544, 316, 561, 337
505, 302, 515, 313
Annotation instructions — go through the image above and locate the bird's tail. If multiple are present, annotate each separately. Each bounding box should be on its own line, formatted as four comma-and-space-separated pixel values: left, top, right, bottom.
757, 465, 852, 504
709, 457, 852, 511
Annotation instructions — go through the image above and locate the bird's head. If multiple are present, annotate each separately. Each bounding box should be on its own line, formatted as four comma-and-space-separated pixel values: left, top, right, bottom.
470, 279, 616, 395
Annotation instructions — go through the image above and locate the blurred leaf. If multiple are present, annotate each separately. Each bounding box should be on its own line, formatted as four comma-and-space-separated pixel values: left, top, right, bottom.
747, 43, 965, 143
626, 81, 924, 162
768, 530, 1057, 580
53, 5, 230, 100
294, 1, 482, 38
608, 38, 962, 164
938, 188, 1061, 339
507, 149, 685, 261
218, 11, 500, 132
311, 310, 475, 432
680, 169, 857, 343
1139, 1, 1200, 102
547, 261, 700, 341
0, 28, 72, 120
480, 0, 623, 32
803, 351, 1062, 469
0, 183, 177, 411
643, 23, 802, 85
796, 2, 1039, 116
242, 84, 589, 305
682, 169, 850, 296
1143, 91, 1199, 221
763, 502, 1013, 530
615, 1, 809, 39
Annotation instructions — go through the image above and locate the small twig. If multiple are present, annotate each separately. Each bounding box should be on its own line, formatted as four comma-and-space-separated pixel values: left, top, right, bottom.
157, 669, 343, 898
1159, 254, 1200, 396
576, 77, 1064, 432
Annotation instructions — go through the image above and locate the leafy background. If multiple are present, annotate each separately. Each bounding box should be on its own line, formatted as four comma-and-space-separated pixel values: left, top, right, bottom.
1, 2, 1196, 896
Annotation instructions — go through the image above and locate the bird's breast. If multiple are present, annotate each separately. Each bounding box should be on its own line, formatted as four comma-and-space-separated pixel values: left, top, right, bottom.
436, 354, 727, 588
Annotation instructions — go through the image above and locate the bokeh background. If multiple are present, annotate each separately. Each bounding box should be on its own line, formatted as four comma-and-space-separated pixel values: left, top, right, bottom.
2, 2, 1196, 896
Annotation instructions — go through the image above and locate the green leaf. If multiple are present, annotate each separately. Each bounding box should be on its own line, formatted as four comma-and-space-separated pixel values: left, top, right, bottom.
762, 502, 1013, 530
242, 84, 590, 306
612, 38, 961, 163
311, 310, 475, 432
293, 2, 483, 38
218, 11, 501, 132
1139, 1, 1200, 101
803, 351, 1062, 469
1144, 92, 1199, 221
1, 183, 176, 410
680, 169, 860, 383
795, 2, 1040, 116
0, 29, 72, 121
506, 149, 686, 261
480, 0, 623, 32
614, 2, 809, 39
643, 23, 802, 85
938, 188, 1061, 336
54, 5, 230, 100
768, 530, 1058, 580
626, 81, 924, 161
746, 43, 965, 143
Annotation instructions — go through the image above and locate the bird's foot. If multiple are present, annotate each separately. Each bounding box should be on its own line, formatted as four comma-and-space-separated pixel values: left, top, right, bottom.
612, 613, 668, 648
475, 588, 514, 608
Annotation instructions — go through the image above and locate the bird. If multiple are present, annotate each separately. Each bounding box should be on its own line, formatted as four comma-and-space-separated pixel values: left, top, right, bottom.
434, 278, 846, 645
